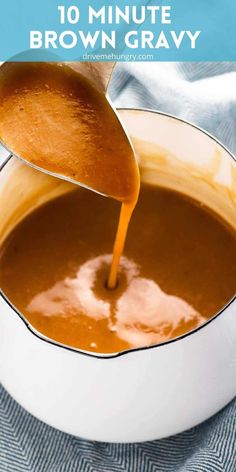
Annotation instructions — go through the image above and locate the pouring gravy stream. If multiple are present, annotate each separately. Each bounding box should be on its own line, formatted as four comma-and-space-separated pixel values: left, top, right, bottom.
0, 62, 140, 289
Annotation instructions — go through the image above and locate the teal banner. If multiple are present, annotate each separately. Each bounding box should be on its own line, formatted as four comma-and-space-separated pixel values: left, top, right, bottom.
0, 0, 235, 61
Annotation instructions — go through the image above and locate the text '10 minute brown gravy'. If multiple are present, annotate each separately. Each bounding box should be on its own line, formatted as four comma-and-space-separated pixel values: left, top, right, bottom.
0, 63, 236, 354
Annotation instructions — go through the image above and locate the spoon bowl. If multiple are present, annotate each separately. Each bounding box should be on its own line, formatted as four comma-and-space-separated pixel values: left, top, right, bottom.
0, 57, 138, 201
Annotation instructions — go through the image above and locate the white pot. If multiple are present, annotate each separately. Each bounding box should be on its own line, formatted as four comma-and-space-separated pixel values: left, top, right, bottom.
0, 109, 235, 443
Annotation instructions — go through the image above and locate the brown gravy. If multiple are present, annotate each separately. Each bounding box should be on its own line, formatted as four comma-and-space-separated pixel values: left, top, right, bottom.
0, 183, 235, 353
0, 62, 140, 288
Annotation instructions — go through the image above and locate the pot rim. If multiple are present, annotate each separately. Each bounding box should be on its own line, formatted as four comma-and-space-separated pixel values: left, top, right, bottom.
0, 107, 235, 360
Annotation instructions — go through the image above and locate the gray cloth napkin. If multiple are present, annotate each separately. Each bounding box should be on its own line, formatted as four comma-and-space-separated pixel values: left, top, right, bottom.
110, 62, 236, 155
1, 62, 236, 471
0, 386, 235, 471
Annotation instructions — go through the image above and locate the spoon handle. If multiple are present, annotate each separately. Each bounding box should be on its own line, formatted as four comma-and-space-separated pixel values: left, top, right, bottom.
66, 62, 116, 93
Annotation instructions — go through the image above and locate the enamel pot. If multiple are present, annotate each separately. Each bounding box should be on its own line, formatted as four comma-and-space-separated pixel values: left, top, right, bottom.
0, 109, 235, 442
